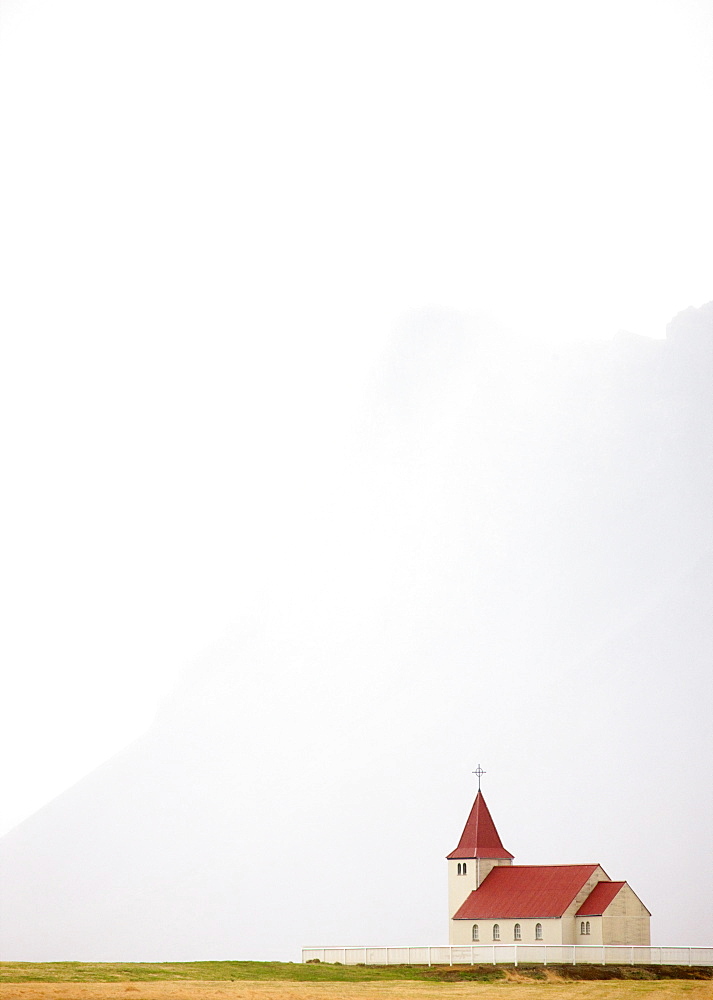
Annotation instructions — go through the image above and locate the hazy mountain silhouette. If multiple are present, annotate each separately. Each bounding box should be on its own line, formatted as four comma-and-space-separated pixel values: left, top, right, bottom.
1, 303, 711, 959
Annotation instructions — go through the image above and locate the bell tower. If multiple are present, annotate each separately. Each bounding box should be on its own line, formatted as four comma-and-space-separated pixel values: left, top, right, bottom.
446, 768, 514, 921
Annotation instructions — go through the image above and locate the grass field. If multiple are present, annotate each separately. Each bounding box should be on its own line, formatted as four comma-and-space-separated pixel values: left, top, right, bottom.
1, 963, 711, 984
0, 977, 711, 1000
0, 964, 710, 1000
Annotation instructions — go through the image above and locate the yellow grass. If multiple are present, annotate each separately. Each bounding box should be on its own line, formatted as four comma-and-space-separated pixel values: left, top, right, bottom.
1, 980, 711, 1000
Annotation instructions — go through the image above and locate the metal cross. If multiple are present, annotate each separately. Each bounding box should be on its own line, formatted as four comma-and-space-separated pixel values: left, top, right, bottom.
472, 765, 486, 790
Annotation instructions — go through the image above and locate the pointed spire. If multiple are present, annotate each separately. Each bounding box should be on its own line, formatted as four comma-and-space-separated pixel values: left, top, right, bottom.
446, 789, 514, 860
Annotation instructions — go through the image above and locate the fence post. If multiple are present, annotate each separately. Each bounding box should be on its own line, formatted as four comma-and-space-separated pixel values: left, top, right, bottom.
543, 945, 547, 966
514, 944, 518, 967
428, 947, 431, 967
573, 945, 576, 966
631, 947, 634, 965
450, 946, 453, 966
689, 948, 692, 967
364, 948, 367, 965
493, 945, 496, 965
386, 948, 389, 966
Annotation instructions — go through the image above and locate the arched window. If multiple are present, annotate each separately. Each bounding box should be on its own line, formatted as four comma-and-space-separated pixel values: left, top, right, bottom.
493, 924, 500, 940
586, 921, 591, 935
580, 921, 585, 935
462, 863, 467, 874
457, 863, 462, 875
472, 924, 479, 941
535, 923, 542, 940
514, 923, 521, 940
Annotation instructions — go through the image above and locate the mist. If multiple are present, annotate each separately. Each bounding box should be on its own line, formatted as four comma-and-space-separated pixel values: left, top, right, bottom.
1, 303, 711, 960
0, 0, 712, 965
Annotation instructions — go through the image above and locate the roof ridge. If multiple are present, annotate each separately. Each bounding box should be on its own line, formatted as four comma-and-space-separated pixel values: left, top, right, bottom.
503, 863, 600, 869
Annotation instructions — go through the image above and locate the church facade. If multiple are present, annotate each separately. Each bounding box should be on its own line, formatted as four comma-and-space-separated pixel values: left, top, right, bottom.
448, 788, 651, 947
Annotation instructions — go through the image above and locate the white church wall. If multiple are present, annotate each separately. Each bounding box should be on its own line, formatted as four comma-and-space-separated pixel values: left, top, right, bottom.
576, 915, 603, 945
447, 858, 512, 926
447, 859, 479, 920
450, 918, 564, 946
602, 885, 651, 945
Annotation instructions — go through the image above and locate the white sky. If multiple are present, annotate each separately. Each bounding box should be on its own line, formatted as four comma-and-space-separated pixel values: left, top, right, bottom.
0, 0, 712, 851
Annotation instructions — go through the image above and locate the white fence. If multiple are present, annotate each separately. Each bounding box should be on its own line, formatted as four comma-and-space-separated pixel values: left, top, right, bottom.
302, 944, 713, 967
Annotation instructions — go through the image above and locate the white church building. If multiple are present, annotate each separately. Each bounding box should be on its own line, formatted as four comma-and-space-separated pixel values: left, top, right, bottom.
447, 785, 651, 947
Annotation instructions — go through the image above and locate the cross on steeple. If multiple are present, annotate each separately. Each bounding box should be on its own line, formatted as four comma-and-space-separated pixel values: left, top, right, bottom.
472, 765, 486, 790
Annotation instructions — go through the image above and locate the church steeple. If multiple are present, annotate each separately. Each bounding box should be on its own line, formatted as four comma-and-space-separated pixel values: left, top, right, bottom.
447, 779, 514, 921
446, 789, 514, 861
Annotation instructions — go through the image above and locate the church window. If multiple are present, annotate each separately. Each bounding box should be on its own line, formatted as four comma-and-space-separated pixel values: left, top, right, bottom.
472, 924, 479, 941
581, 922, 585, 935
457, 863, 462, 875
535, 923, 542, 940
462, 863, 467, 874
493, 924, 500, 940
586, 921, 591, 935
514, 923, 521, 940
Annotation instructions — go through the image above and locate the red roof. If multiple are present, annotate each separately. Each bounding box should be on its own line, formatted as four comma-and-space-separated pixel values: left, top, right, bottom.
446, 791, 514, 860
453, 865, 601, 919
576, 881, 625, 915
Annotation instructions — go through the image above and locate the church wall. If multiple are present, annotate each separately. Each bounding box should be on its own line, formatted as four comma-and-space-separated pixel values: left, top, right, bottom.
450, 918, 563, 946
576, 915, 603, 945
601, 885, 651, 945
447, 859, 479, 923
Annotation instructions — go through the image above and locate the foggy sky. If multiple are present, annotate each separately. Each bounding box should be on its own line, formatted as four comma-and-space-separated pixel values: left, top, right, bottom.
2, 0, 713, 835
1, 0, 712, 966
1, 303, 711, 960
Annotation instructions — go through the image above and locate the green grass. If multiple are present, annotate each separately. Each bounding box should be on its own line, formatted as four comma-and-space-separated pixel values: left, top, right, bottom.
0, 961, 500, 984
0, 962, 710, 984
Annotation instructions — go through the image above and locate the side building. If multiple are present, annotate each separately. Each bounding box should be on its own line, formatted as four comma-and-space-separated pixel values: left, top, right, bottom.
447, 788, 650, 947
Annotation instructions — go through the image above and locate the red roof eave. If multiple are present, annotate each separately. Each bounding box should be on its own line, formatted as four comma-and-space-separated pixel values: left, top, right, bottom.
446, 845, 515, 860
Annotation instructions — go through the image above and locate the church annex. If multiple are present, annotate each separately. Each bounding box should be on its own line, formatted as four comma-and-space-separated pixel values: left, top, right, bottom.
448, 782, 651, 947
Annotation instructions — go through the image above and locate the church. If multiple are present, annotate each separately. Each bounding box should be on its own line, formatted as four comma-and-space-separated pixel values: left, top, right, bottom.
448, 780, 651, 947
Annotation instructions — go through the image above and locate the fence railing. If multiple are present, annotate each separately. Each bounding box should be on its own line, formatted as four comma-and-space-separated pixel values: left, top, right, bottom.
302, 944, 713, 967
